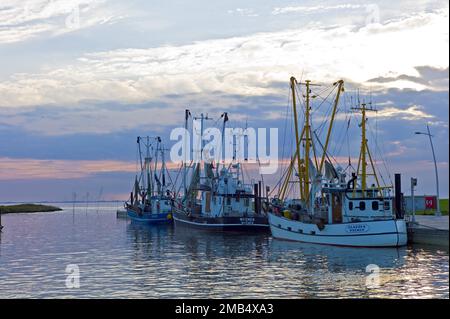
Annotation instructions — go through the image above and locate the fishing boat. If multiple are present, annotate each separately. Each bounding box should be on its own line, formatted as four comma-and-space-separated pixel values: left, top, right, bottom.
172, 110, 269, 231
268, 77, 407, 247
125, 136, 173, 224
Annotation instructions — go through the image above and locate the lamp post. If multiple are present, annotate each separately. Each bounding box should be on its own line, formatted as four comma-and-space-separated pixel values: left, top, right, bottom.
411, 177, 417, 223
415, 124, 441, 216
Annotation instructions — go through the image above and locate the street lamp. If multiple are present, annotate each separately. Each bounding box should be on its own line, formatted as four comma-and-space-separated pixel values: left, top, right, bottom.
415, 124, 441, 216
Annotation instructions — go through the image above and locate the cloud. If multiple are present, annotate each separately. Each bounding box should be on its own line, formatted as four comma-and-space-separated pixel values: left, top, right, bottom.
376, 104, 434, 120
0, 8, 447, 109
0, 102, 184, 135
272, 4, 365, 15
227, 8, 259, 17
0, 157, 135, 180
368, 66, 449, 91
0, 156, 182, 180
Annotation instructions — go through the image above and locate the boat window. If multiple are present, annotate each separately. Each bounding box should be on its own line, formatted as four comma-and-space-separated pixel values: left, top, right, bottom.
372, 201, 379, 210
349, 202, 353, 210
384, 201, 390, 210
244, 198, 249, 207
359, 201, 366, 211
227, 197, 231, 205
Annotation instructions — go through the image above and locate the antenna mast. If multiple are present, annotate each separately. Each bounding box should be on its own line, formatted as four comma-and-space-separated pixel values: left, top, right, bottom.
351, 102, 381, 196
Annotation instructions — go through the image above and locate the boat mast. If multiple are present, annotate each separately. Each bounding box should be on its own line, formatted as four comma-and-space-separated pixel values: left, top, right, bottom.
161, 140, 166, 190
352, 102, 381, 196
361, 104, 367, 192
304, 80, 311, 203
137, 136, 143, 180
290, 76, 304, 201
319, 80, 344, 173
146, 136, 152, 199
194, 113, 212, 163
136, 136, 146, 202
183, 109, 190, 200
154, 137, 162, 196
193, 113, 212, 193
217, 112, 228, 176
200, 114, 205, 161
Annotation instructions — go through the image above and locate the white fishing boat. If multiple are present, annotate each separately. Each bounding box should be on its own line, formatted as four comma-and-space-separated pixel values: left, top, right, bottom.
268, 77, 407, 247
172, 111, 269, 232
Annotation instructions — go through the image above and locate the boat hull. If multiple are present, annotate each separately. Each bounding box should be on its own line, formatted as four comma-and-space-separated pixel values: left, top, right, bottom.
268, 213, 407, 247
127, 208, 172, 224
173, 209, 269, 232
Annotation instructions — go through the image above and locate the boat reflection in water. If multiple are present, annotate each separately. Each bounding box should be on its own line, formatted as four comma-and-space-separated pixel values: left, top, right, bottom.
126, 222, 174, 259
171, 223, 407, 272
124, 221, 446, 299
171, 227, 412, 298
173, 226, 269, 259
268, 238, 407, 271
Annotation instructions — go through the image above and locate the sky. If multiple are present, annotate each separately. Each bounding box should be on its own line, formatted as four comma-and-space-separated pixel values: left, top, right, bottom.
0, 0, 448, 202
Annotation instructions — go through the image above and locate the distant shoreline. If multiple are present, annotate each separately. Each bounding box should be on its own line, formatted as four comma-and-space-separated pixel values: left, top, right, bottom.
0, 200, 124, 205
0, 204, 62, 214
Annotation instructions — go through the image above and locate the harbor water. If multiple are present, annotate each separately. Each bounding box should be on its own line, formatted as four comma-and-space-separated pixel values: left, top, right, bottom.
0, 202, 448, 298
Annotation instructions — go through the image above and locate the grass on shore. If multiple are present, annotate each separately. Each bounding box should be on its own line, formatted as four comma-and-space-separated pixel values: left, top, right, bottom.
414, 198, 449, 216
0, 204, 62, 214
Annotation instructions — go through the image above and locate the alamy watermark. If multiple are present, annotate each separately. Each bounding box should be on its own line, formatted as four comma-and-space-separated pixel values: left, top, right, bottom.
24, 0, 81, 29
170, 120, 278, 175
365, 264, 380, 289
65, 264, 80, 288
365, 4, 381, 25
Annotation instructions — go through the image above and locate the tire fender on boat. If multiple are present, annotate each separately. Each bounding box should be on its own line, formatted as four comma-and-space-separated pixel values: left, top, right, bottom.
316, 220, 326, 231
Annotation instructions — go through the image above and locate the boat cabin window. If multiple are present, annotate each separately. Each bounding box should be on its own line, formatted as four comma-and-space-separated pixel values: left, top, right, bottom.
227, 197, 231, 205
372, 201, 379, 210
384, 201, 390, 210
349, 202, 353, 210
359, 201, 366, 211
244, 198, 249, 207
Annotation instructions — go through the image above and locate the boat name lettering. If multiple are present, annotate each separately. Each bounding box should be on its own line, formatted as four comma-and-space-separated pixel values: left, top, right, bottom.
240, 217, 255, 225
345, 224, 369, 233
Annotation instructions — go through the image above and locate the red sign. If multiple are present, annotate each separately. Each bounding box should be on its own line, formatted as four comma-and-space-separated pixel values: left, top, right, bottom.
425, 196, 437, 209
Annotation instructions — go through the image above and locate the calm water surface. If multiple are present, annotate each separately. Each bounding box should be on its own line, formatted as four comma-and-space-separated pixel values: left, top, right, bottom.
0, 203, 448, 298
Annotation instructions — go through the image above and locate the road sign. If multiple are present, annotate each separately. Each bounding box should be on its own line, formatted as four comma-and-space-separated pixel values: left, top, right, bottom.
425, 196, 437, 209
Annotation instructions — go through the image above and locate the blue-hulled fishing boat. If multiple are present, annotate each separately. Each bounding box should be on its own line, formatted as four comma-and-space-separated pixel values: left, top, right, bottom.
125, 136, 173, 224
